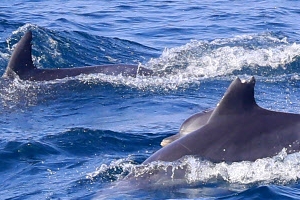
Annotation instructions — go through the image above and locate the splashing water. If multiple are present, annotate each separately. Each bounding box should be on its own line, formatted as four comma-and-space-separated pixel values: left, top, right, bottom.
88, 149, 300, 189
3, 25, 300, 91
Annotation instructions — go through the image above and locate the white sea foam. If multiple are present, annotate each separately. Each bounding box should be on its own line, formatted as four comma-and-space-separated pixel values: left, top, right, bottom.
88, 149, 300, 188
12, 23, 38, 35
3, 25, 300, 90
148, 34, 300, 76
0, 52, 10, 60
76, 34, 300, 90
184, 149, 300, 185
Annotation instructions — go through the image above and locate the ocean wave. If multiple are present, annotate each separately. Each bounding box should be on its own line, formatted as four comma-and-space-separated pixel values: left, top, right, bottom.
0, 140, 59, 172
43, 128, 159, 157
89, 149, 300, 199
5, 23, 156, 67
2, 24, 300, 91
0, 127, 158, 174
75, 32, 300, 90
88, 149, 300, 188
147, 32, 300, 77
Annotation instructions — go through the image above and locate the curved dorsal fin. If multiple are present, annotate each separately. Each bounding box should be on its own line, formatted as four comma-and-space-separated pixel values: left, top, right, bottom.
3, 31, 36, 78
208, 77, 257, 122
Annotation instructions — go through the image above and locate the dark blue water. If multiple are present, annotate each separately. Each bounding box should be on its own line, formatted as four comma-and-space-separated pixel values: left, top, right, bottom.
1, 1, 300, 199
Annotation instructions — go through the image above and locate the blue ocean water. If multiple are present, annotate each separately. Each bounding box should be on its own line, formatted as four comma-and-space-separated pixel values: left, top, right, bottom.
0, 0, 300, 199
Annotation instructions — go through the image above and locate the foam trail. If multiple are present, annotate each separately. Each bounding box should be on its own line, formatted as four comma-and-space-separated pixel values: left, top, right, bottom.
4, 27, 300, 90
79, 33, 300, 89
88, 149, 300, 187
91, 150, 300, 199
148, 34, 300, 77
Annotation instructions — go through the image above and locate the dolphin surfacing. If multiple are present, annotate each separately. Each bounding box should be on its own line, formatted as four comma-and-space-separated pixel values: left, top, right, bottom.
144, 77, 300, 164
161, 110, 213, 146
3, 31, 153, 81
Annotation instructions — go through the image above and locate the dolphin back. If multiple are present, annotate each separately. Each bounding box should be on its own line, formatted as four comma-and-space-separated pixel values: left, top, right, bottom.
144, 77, 300, 164
2, 31, 154, 81
160, 110, 213, 146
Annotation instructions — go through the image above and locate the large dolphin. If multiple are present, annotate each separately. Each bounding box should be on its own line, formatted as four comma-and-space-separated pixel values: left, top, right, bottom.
144, 77, 300, 164
2, 31, 153, 81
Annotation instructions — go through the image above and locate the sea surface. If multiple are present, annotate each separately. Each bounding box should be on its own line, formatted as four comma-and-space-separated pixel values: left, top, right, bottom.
0, 0, 300, 199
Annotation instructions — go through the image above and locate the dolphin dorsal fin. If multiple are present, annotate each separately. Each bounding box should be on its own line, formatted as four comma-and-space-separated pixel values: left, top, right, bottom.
3, 31, 36, 78
208, 77, 257, 122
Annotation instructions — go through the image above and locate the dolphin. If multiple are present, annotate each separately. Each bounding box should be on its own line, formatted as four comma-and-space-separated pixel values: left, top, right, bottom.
144, 77, 300, 164
161, 110, 213, 146
2, 31, 153, 81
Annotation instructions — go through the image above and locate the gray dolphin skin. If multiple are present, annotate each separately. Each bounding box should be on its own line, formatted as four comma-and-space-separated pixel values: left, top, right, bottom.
2, 31, 153, 81
144, 77, 300, 164
161, 110, 213, 146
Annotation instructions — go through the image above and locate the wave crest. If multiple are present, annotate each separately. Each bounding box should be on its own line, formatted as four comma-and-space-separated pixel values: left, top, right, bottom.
89, 149, 300, 187
3, 25, 300, 91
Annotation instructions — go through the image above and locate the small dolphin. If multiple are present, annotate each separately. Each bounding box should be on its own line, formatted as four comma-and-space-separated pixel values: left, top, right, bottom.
161, 110, 213, 146
144, 77, 300, 164
2, 31, 153, 81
